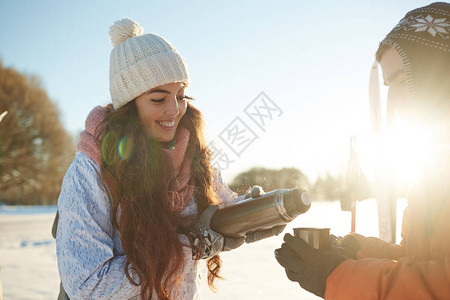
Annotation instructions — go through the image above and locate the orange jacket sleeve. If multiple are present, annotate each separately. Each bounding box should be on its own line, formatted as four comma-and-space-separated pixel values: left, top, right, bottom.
351, 233, 405, 260
325, 256, 450, 300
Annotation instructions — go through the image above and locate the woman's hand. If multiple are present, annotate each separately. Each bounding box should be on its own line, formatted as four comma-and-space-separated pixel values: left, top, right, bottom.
192, 205, 244, 259
245, 224, 286, 243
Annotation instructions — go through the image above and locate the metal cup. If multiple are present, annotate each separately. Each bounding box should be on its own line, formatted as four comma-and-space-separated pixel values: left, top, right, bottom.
293, 227, 331, 250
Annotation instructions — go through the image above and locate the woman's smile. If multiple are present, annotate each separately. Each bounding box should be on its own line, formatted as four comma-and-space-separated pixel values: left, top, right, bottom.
157, 119, 176, 128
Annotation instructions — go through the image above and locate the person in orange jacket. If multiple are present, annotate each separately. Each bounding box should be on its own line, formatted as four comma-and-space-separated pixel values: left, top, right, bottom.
275, 2, 450, 299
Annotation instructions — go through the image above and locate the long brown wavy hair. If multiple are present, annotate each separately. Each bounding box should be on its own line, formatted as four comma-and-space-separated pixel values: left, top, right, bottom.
97, 100, 222, 299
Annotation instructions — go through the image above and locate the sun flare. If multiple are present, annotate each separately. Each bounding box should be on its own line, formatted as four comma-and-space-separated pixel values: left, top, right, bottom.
385, 121, 430, 186
359, 119, 431, 191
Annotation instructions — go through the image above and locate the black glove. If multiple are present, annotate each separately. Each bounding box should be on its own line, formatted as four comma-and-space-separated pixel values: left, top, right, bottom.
191, 205, 244, 259
274, 233, 347, 298
338, 234, 361, 259
330, 234, 361, 259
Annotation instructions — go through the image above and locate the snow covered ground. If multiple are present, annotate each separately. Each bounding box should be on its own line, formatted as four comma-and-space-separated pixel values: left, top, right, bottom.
0, 199, 406, 300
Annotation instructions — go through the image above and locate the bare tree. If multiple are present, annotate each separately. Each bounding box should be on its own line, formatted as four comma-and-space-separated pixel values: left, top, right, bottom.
0, 62, 74, 204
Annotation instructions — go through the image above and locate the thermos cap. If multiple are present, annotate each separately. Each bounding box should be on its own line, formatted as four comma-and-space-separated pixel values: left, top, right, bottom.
276, 188, 311, 221
300, 190, 311, 206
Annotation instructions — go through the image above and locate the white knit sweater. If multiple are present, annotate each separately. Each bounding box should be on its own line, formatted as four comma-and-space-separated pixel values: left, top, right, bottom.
56, 152, 239, 299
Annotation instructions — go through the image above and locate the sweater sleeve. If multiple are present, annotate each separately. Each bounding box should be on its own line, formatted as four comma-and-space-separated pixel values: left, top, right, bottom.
212, 169, 245, 207
56, 153, 140, 300
325, 257, 450, 299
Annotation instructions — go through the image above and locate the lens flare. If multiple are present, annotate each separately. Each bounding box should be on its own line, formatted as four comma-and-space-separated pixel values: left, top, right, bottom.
101, 131, 118, 165
118, 135, 135, 160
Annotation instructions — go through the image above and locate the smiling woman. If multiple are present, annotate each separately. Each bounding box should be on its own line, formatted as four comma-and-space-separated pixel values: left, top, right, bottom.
55, 17, 224, 300
54, 17, 283, 300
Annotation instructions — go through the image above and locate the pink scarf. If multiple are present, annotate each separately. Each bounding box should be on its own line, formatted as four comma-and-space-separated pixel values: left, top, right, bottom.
77, 105, 195, 211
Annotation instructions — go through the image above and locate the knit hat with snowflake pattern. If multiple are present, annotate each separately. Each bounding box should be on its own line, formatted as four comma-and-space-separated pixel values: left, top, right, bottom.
376, 2, 449, 109
108, 18, 190, 110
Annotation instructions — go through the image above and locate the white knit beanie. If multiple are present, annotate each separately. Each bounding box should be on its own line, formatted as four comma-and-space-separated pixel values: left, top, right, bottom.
108, 18, 190, 109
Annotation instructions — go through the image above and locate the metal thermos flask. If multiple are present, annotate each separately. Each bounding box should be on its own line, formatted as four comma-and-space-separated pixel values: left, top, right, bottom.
210, 188, 311, 238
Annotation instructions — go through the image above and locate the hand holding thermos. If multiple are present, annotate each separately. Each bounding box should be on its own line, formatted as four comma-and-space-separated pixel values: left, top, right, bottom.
193, 186, 311, 258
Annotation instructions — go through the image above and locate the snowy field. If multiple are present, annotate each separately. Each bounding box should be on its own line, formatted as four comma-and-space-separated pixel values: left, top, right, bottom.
0, 199, 406, 300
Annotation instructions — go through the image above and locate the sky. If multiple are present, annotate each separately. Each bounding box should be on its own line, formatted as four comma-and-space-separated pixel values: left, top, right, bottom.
0, 0, 434, 182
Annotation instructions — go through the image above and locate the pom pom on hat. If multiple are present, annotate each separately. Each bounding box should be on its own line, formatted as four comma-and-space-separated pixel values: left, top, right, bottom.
109, 18, 144, 47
